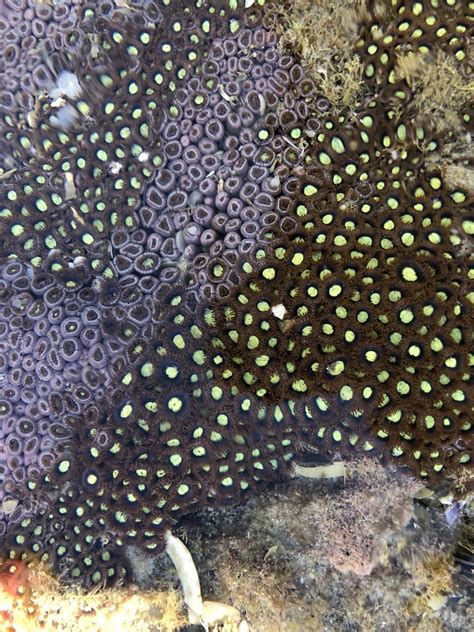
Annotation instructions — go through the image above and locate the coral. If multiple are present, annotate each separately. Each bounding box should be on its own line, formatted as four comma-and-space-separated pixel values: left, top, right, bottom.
0, 0, 471, 592
0, 261, 127, 517
121, 20, 312, 300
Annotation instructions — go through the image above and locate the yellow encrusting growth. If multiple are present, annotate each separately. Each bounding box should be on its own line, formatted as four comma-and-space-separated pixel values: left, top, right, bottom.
407, 546, 455, 613
0, 558, 185, 632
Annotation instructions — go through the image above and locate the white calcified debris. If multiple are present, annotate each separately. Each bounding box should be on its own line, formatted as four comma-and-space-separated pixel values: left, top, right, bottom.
1, 498, 18, 517
48, 71, 83, 129
269, 175, 280, 190
271, 303, 287, 320
176, 229, 186, 254
218, 84, 236, 103
71, 256, 87, 268
64, 172, 76, 200
165, 530, 248, 631
165, 530, 203, 621
245, 0, 256, 7
293, 461, 348, 480
50, 71, 82, 100
109, 161, 123, 175
50, 104, 78, 128
50, 96, 67, 109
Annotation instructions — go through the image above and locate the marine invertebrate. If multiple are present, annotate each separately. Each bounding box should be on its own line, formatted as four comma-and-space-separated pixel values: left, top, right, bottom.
116, 18, 305, 299
0, 0, 472, 592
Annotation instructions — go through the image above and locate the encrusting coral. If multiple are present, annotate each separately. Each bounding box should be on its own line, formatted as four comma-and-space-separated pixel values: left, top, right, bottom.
0, 0, 472, 592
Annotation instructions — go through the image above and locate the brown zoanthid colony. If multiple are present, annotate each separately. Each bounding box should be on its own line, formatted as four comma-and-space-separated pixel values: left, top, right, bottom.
0, 0, 472, 589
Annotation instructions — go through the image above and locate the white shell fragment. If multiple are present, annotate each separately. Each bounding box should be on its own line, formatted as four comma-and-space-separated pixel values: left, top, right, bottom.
50, 104, 78, 129
218, 84, 234, 102
64, 172, 76, 200
48, 71, 83, 129
165, 530, 249, 631
271, 303, 287, 320
1, 498, 18, 516
109, 161, 123, 175
50, 71, 83, 100
50, 96, 66, 109
165, 530, 203, 621
293, 461, 347, 480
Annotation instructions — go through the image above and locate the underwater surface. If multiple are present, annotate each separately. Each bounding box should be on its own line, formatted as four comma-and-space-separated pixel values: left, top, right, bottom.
0, 0, 472, 628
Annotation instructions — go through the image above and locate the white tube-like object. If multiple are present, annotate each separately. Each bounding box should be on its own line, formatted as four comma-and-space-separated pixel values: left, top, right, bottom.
165, 530, 203, 623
